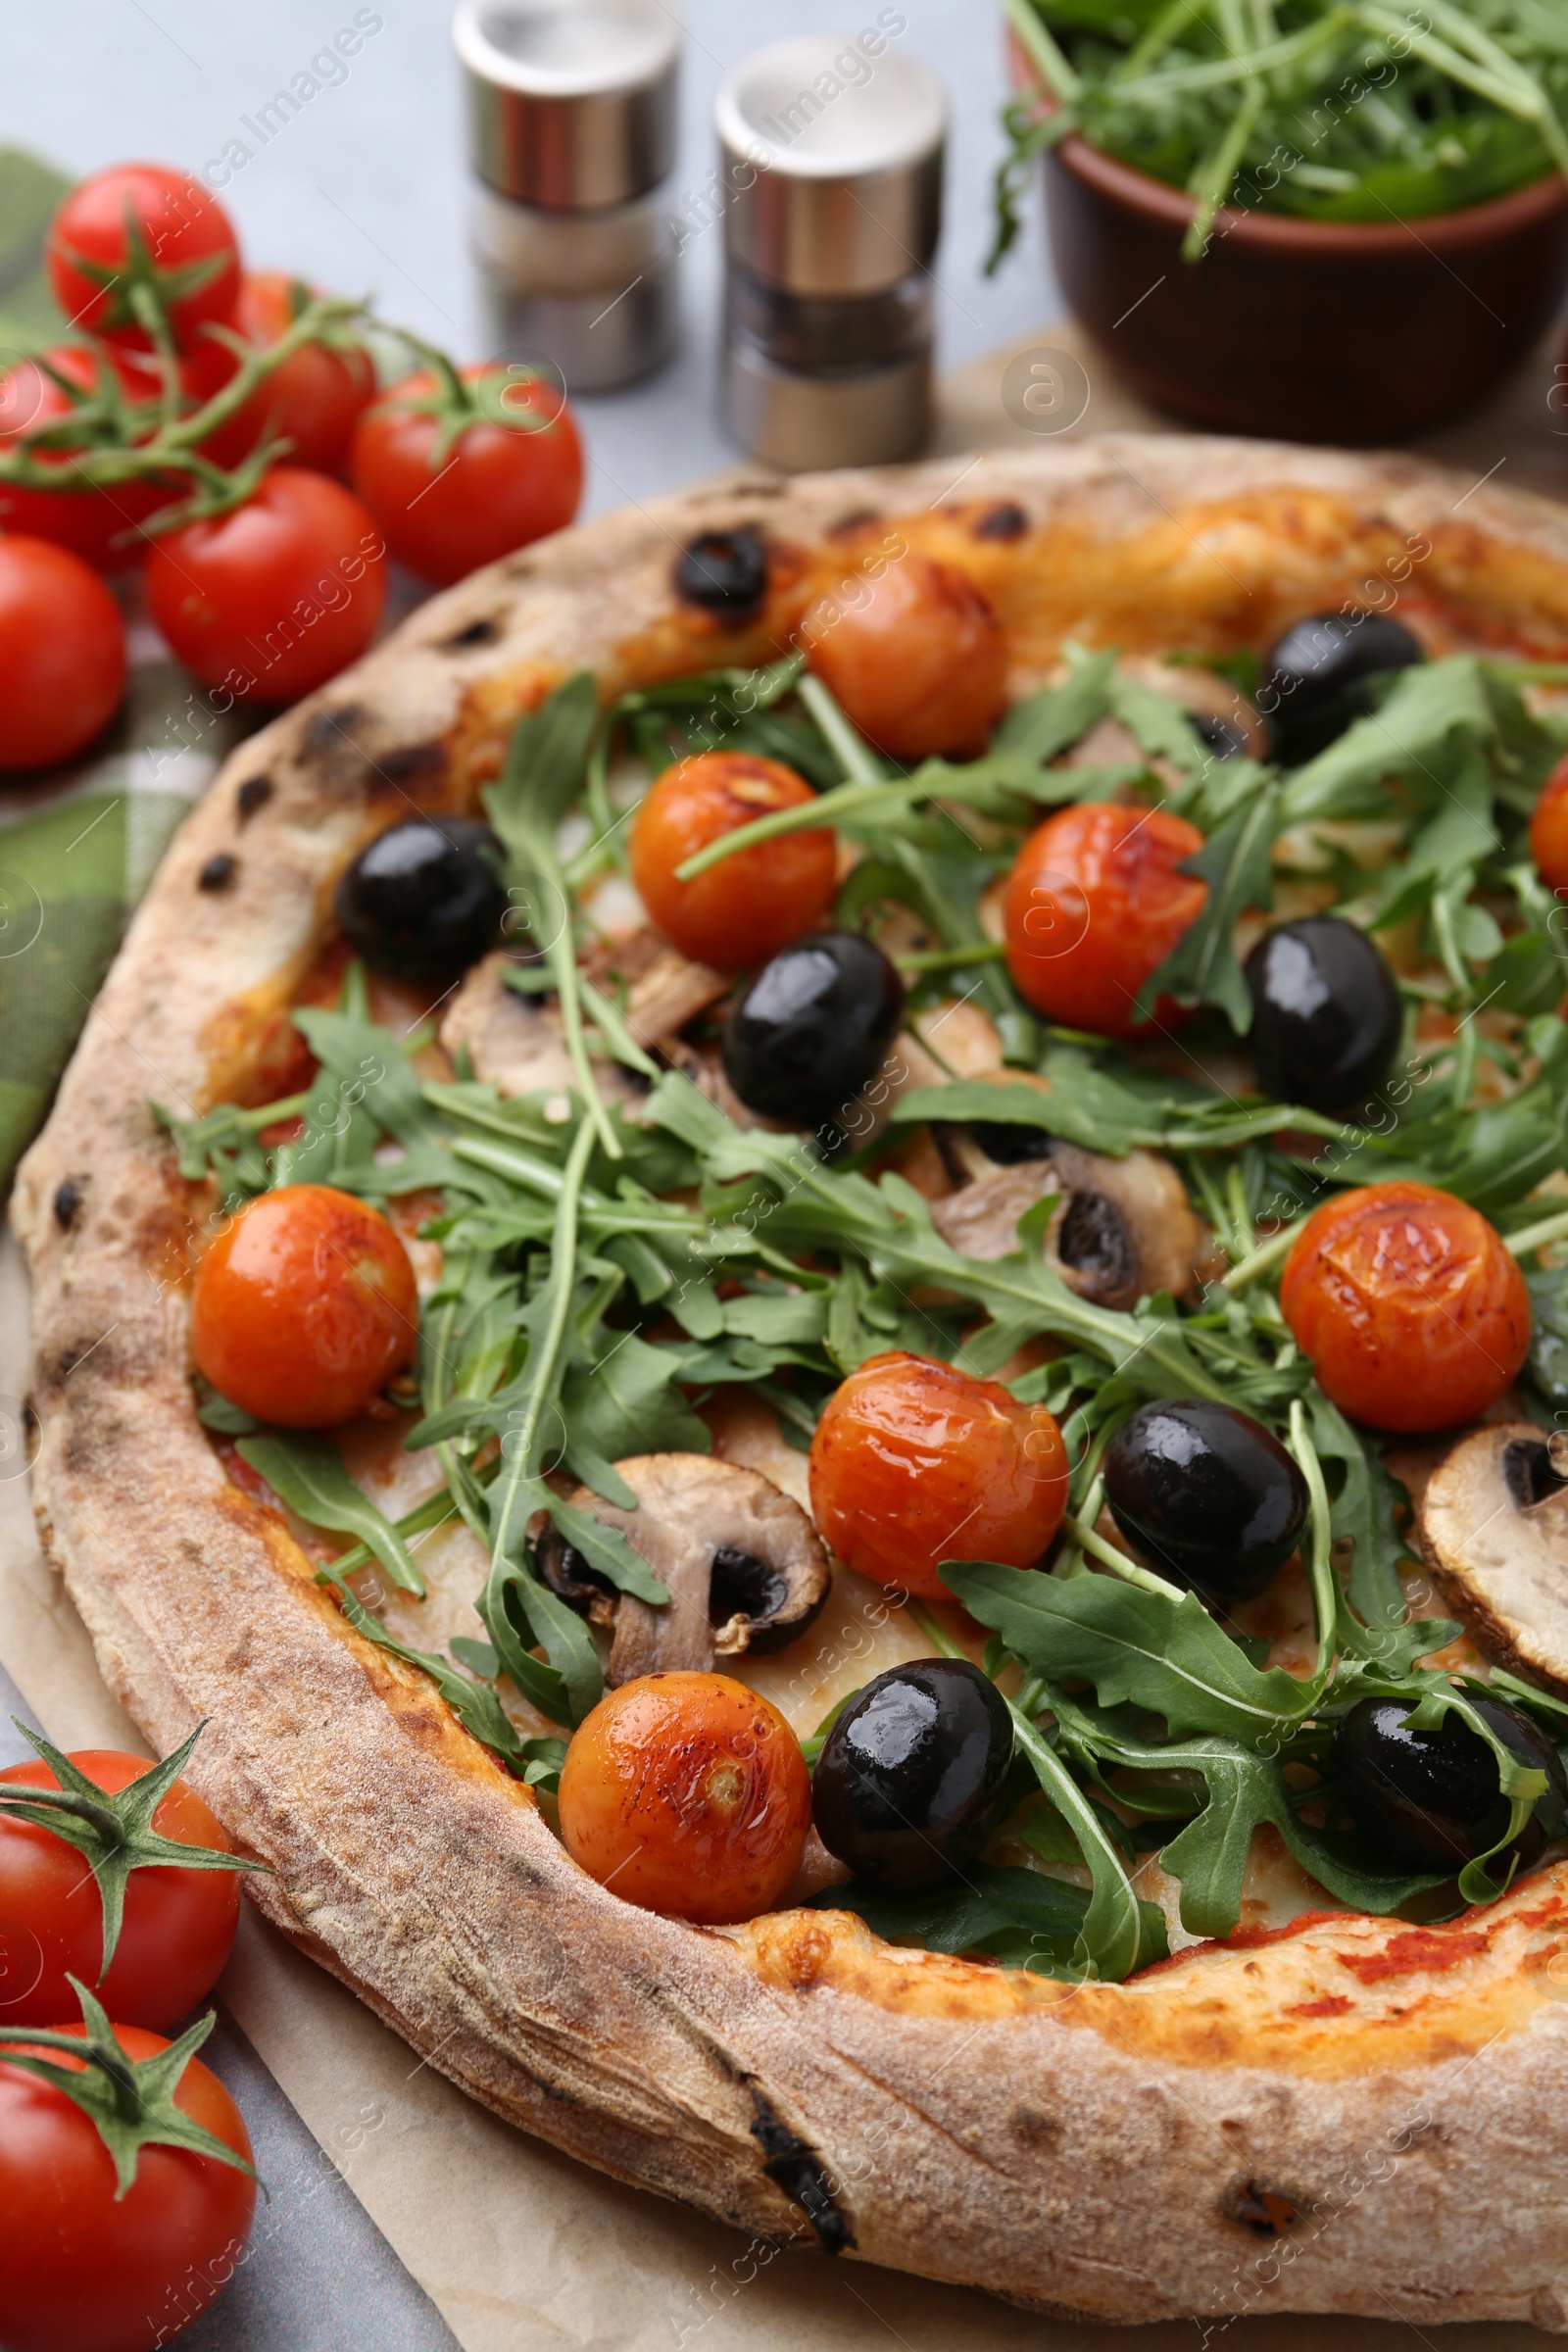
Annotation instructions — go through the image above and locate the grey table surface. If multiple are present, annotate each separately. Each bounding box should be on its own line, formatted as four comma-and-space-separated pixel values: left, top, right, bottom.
0, 8, 1062, 2350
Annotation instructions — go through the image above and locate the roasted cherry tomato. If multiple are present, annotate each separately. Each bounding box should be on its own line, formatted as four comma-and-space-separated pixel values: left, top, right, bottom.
1530, 750, 1568, 897
46, 164, 241, 353
0, 2019, 254, 2352
191, 1183, 417, 1427
350, 366, 583, 586
0, 536, 126, 772
146, 466, 386, 703
558, 1673, 810, 1924
0, 343, 177, 568
808, 1350, 1069, 1600
189, 271, 376, 474
0, 1750, 240, 2031
629, 751, 836, 970
1003, 802, 1207, 1040
1280, 1180, 1530, 1432
803, 551, 1007, 760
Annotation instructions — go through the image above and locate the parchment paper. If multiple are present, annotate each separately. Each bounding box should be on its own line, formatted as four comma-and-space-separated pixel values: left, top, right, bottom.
5, 327, 1565, 2342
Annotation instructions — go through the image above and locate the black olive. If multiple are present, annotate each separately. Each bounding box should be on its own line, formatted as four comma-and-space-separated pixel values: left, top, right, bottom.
1103, 1399, 1308, 1602
1244, 914, 1401, 1115
1260, 612, 1423, 764
1188, 710, 1250, 761
812, 1660, 1014, 1892
334, 816, 508, 979
722, 929, 904, 1137
964, 1119, 1054, 1165
1332, 1694, 1568, 1873
673, 528, 768, 620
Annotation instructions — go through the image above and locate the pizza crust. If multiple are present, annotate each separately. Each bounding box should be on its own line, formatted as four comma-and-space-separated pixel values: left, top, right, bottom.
18, 436, 1568, 2328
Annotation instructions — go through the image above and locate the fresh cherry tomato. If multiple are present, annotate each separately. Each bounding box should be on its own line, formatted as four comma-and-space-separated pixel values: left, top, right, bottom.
803, 551, 1007, 760
558, 1673, 810, 1924
350, 366, 583, 586
629, 751, 837, 970
146, 466, 387, 703
0, 1751, 240, 2031
191, 1183, 417, 1427
1003, 802, 1207, 1039
46, 164, 241, 353
808, 1350, 1069, 1600
0, 2021, 254, 2352
187, 272, 376, 475
1280, 1180, 1530, 1432
0, 343, 180, 568
1530, 750, 1568, 897
0, 536, 126, 773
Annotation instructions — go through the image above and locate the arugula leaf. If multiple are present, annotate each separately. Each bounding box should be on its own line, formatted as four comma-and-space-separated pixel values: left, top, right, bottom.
1307, 1392, 1413, 1635
1138, 782, 1282, 1029
559, 1329, 711, 1500
943, 1559, 1314, 1740
806, 1860, 1167, 1979
236, 1434, 426, 1596
326, 1579, 524, 1766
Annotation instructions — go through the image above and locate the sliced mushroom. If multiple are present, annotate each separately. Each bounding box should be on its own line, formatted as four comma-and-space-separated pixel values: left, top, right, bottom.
1419, 1422, 1568, 1693
439, 935, 730, 1107
536, 1453, 831, 1685
928, 1130, 1208, 1310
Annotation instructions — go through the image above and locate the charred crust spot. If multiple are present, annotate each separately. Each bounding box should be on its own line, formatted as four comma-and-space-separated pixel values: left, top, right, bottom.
198, 853, 237, 893
53, 1177, 83, 1232
748, 2090, 855, 2253
1227, 2180, 1298, 2236
442, 615, 501, 650
974, 500, 1029, 542
374, 740, 446, 786
304, 706, 364, 759
1008, 2104, 1059, 2148
674, 528, 768, 621
235, 774, 273, 822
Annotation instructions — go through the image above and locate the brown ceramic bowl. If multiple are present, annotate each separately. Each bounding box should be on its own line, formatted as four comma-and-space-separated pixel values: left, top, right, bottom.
1010, 43, 1568, 441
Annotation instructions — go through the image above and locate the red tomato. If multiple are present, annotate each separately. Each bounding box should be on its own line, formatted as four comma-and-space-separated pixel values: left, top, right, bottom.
191, 1183, 417, 1427
558, 1673, 810, 1923
0, 343, 180, 568
188, 272, 376, 474
1003, 802, 1207, 1039
0, 2022, 254, 2352
0, 536, 126, 773
808, 1350, 1069, 1600
803, 551, 1007, 760
1530, 750, 1568, 896
350, 366, 583, 586
46, 164, 241, 353
0, 1750, 241, 2032
145, 466, 387, 703
1280, 1180, 1530, 1432
629, 751, 836, 969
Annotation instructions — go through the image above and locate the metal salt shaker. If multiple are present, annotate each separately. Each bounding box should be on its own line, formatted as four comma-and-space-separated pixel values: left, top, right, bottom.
716, 27, 946, 469
455, 0, 681, 392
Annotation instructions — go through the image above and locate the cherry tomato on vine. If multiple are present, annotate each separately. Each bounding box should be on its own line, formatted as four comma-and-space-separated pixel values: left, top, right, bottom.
1280, 1180, 1530, 1432
803, 551, 1007, 760
1530, 750, 1568, 897
146, 466, 387, 703
350, 364, 583, 586
0, 2016, 255, 2352
0, 1747, 243, 2031
1003, 802, 1207, 1040
46, 164, 242, 353
629, 751, 836, 969
191, 1182, 417, 1427
188, 272, 376, 475
808, 1350, 1069, 1600
0, 343, 178, 568
0, 536, 125, 773
558, 1673, 810, 1923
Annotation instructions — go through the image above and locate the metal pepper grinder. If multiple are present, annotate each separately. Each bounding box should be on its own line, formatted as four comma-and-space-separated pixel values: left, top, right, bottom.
454, 0, 681, 392
716, 32, 947, 470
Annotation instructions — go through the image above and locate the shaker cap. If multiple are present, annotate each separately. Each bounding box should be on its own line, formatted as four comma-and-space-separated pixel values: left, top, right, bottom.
455, 0, 680, 211
715, 33, 946, 297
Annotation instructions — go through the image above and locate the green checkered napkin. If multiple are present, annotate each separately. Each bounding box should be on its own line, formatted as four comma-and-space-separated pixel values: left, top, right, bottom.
0, 150, 254, 1187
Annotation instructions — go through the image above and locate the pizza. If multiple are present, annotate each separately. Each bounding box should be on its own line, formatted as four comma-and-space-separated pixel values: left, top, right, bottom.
19, 434, 1568, 2331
